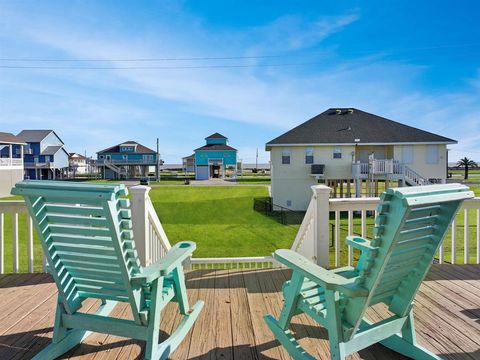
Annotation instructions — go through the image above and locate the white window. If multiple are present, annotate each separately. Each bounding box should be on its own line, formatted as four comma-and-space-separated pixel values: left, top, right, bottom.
281, 149, 291, 165
305, 148, 314, 164
333, 147, 342, 159
426, 145, 439, 164
402, 146, 413, 164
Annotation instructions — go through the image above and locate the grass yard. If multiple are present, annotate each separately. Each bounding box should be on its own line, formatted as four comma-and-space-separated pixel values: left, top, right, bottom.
148, 186, 298, 257
236, 175, 271, 184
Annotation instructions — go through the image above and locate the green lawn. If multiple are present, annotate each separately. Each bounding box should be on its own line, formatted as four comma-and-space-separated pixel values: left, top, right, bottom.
148, 186, 298, 257
236, 175, 271, 184
0, 186, 299, 272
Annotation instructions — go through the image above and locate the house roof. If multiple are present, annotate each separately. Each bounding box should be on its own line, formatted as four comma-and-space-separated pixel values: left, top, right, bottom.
17, 130, 64, 144
182, 154, 195, 159
97, 141, 156, 154
205, 132, 227, 139
194, 144, 237, 151
266, 108, 456, 149
41, 145, 64, 156
0, 132, 26, 145
69, 152, 87, 160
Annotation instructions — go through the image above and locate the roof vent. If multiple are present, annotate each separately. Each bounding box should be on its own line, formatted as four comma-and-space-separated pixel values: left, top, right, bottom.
348, 109, 354, 113
335, 109, 342, 114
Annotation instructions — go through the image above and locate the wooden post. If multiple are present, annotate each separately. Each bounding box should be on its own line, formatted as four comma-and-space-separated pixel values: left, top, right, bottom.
340, 180, 344, 198
346, 180, 351, 198
333, 181, 337, 198
130, 185, 151, 266
311, 185, 332, 268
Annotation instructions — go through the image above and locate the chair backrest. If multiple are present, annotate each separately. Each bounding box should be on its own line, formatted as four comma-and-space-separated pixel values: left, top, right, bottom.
343, 184, 473, 338
12, 180, 146, 324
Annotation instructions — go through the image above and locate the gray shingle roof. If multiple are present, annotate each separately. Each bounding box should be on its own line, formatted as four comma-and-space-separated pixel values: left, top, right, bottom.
17, 130, 60, 143
97, 141, 156, 154
205, 132, 227, 139
194, 144, 237, 151
266, 108, 456, 149
0, 132, 26, 145
41, 145, 64, 155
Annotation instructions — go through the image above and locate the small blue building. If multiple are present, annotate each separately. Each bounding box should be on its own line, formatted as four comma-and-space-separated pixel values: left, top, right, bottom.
97, 141, 158, 179
193, 133, 237, 180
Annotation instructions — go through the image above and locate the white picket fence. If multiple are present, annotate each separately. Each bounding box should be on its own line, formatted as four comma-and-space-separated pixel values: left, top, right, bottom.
1, 184, 478, 274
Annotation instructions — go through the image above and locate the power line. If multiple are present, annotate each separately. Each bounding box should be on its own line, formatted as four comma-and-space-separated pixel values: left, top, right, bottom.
1, 42, 479, 63
0, 62, 320, 70
0, 54, 282, 62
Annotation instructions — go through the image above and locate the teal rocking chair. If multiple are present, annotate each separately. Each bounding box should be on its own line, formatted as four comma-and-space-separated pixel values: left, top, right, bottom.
264, 184, 473, 360
12, 180, 203, 360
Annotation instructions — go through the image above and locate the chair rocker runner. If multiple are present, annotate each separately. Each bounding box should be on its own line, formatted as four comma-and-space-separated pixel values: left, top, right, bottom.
12, 180, 203, 360
264, 184, 473, 360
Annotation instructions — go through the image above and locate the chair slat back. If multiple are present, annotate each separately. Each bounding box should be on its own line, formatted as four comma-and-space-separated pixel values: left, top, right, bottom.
343, 184, 473, 337
12, 181, 144, 322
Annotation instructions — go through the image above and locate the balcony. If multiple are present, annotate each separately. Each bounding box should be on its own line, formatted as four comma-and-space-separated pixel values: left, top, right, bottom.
0, 158, 23, 168
96, 158, 157, 165
23, 161, 53, 169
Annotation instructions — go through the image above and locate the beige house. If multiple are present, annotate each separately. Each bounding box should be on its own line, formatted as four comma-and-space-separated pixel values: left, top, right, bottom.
266, 108, 456, 210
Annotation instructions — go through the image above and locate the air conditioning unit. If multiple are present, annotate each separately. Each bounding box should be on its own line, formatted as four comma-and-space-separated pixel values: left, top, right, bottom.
311, 164, 325, 175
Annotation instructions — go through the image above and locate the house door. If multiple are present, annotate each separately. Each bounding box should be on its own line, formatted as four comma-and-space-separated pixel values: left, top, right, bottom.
210, 165, 221, 178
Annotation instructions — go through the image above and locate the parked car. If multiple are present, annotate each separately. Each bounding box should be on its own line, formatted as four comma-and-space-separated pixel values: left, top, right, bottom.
140, 177, 150, 185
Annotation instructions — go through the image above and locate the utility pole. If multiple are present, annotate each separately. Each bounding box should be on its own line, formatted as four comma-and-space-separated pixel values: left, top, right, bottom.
156, 138, 160, 182
256, 148, 258, 171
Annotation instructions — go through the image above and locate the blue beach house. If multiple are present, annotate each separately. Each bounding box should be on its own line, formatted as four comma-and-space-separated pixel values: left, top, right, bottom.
1, 130, 69, 180
96, 141, 158, 179
193, 133, 237, 180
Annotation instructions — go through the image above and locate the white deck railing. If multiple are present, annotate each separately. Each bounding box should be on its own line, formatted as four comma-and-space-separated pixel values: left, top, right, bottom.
1, 184, 478, 274
0, 200, 46, 274
0, 158, 23, 167
294, 185, 480, 268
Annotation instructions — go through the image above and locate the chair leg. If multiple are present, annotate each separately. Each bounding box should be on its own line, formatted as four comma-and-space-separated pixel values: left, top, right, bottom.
264, 314, 315, 360
172, 266, 189, 315
33, 299, 117, 360
277, 271, 304, 330
380, 311, 441, 360
154, 300, 204, 360
145, 277, 163, 359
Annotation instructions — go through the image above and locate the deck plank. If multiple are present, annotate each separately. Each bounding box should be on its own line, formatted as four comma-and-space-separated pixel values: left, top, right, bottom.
0, 265, 479, 360
229, 269, 259, 359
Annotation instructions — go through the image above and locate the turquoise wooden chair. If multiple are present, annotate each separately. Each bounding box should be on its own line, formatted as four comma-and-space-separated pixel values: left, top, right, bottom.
12, 180, 203, 360
264, 184, 473, 360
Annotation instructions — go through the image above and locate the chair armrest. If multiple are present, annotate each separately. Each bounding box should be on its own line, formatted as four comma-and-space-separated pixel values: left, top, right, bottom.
346, 236, 379, 253
132, 241, 196, 285
274, 249, 368, 297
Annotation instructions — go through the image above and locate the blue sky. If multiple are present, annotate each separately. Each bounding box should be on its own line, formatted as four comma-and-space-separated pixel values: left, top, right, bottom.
1, 0, 479, 163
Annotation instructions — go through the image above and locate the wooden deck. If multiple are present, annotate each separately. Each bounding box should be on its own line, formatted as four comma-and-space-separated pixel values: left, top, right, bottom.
0, 265, 479, 359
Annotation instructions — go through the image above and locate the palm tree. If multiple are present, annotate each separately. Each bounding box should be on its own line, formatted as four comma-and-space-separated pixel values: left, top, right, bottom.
456, 157, 478, 180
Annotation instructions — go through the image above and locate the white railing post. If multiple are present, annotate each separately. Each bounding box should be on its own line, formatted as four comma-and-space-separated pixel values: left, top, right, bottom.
311, 185, 331, 268
130, 185, 151, 267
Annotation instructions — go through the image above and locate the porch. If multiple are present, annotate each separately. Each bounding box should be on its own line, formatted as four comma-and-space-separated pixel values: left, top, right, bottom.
0, 265, 478, 360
